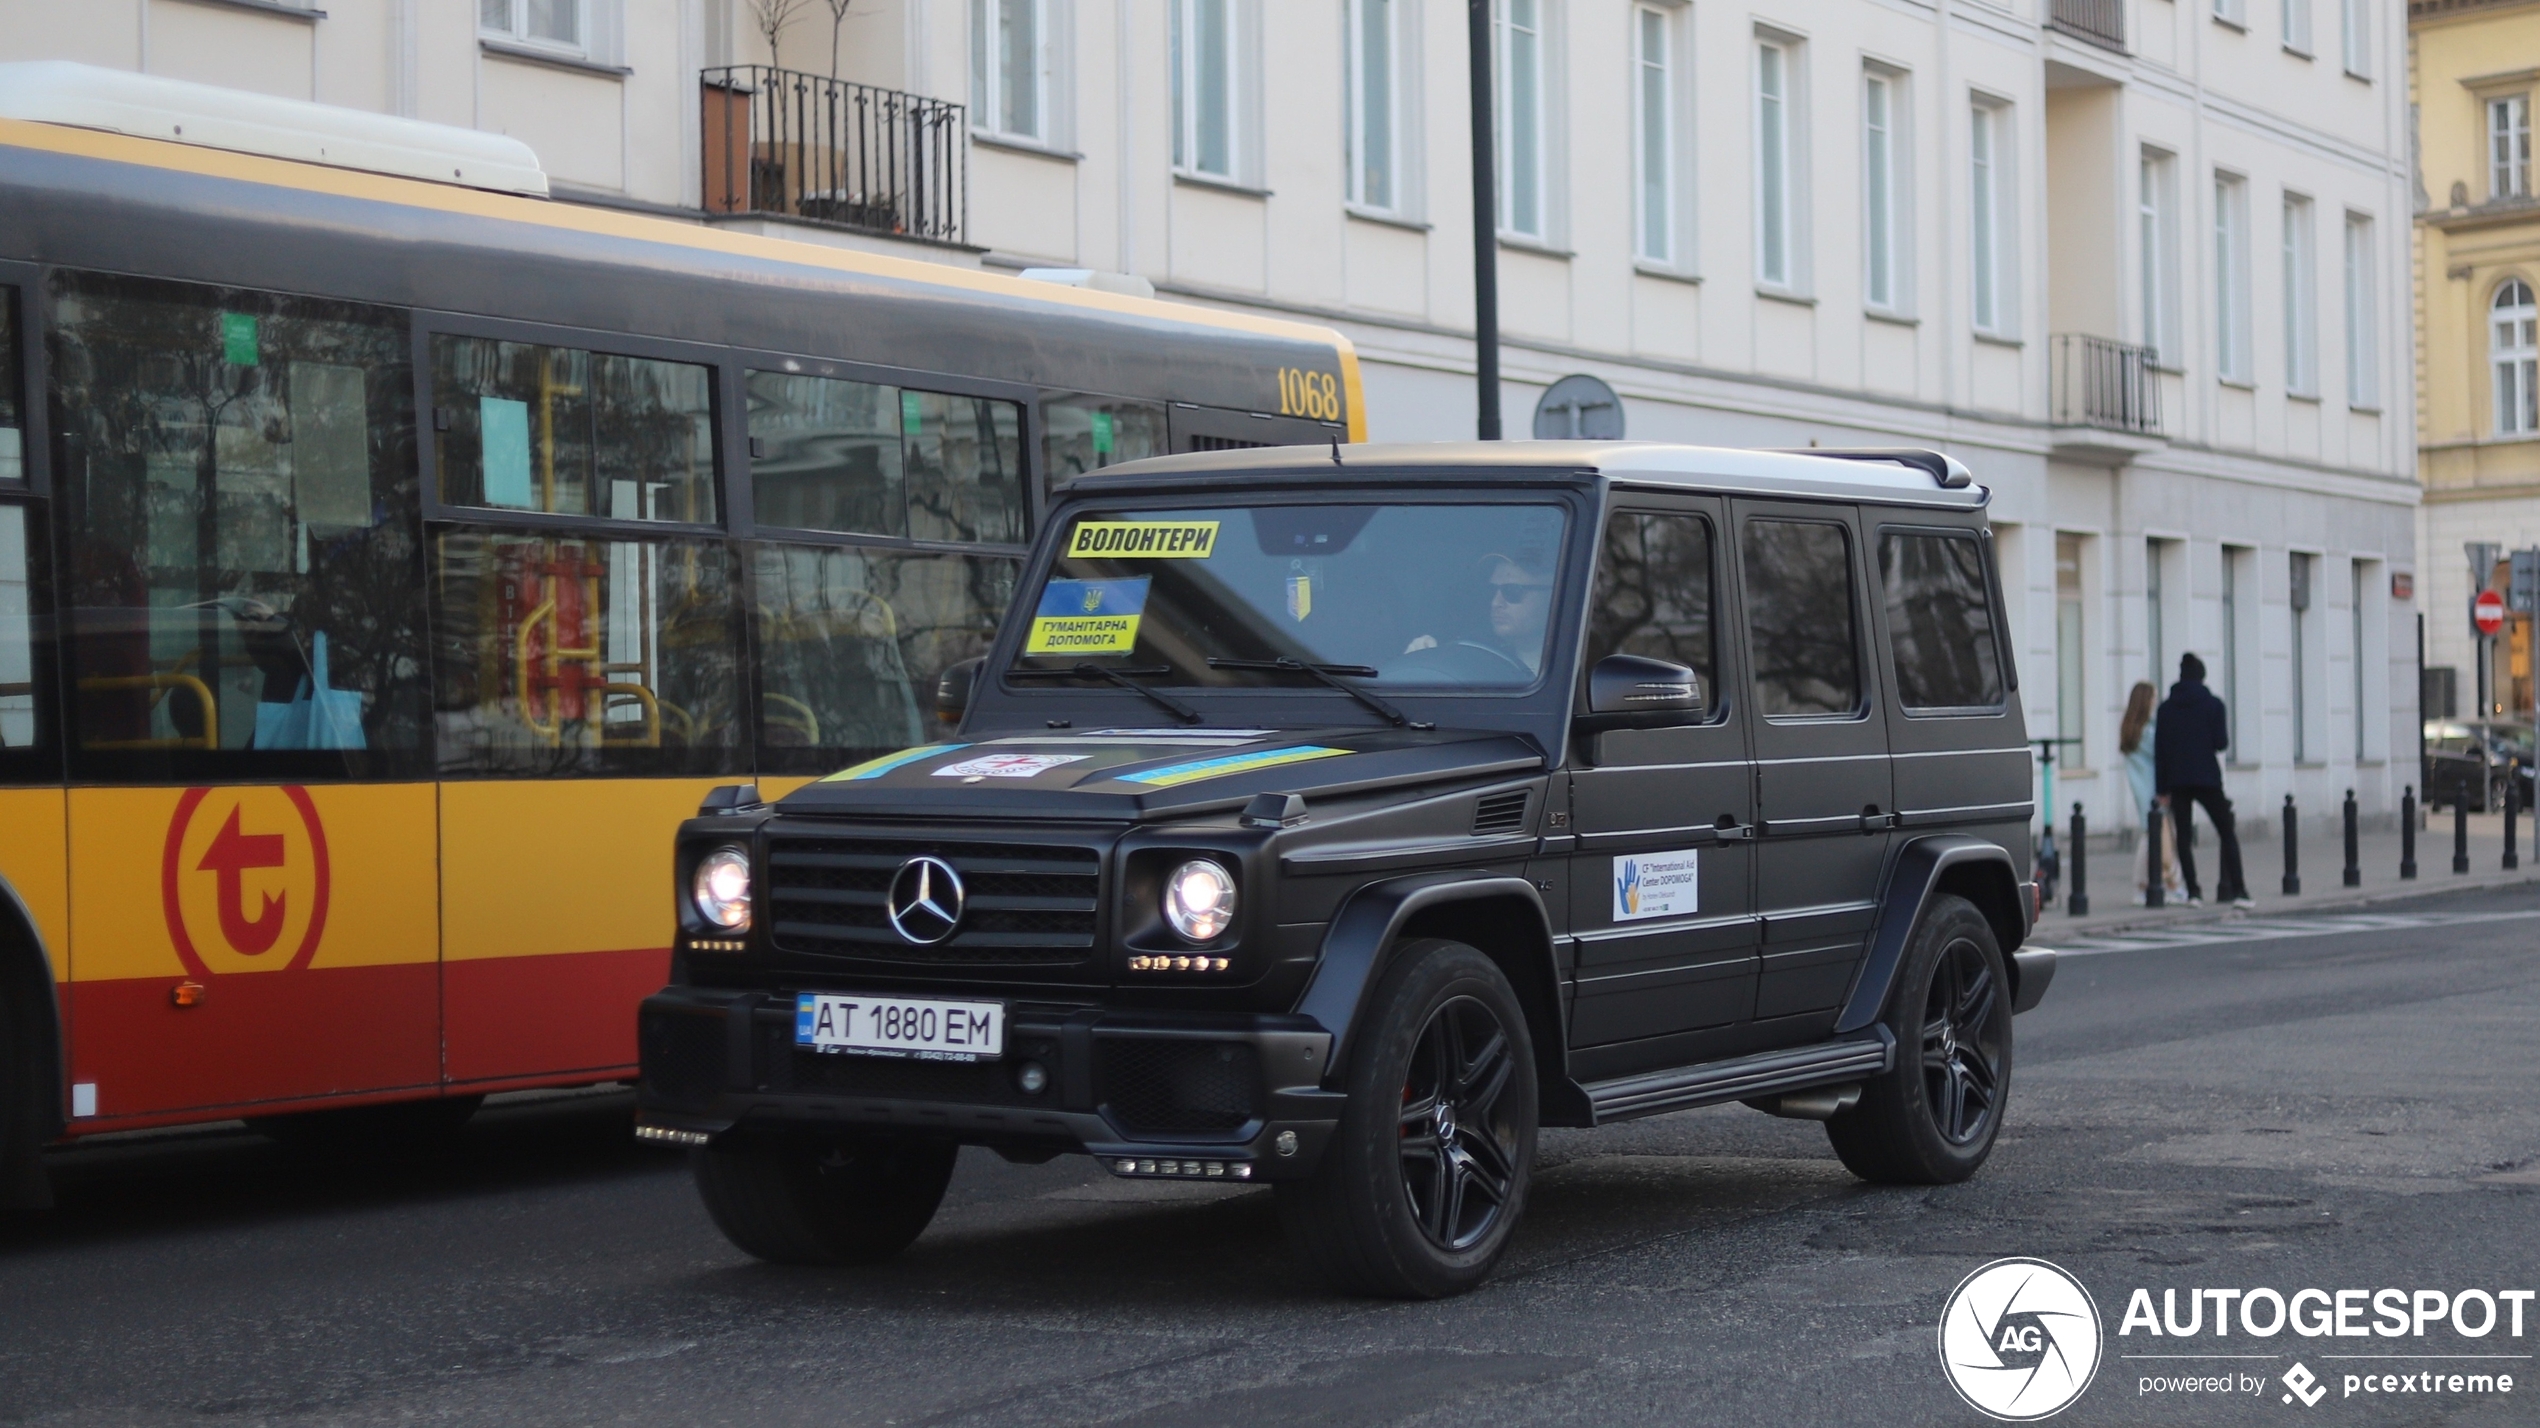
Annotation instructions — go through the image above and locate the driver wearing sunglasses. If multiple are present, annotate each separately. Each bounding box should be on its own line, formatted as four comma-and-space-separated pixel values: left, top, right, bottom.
1403, 551, 1554, 676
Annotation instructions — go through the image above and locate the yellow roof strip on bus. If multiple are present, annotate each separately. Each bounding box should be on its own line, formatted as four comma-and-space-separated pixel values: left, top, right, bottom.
0, 117, 1361, 381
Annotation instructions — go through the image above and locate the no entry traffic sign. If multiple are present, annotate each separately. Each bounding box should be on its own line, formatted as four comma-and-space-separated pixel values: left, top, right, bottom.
2473, 588, 2507, 637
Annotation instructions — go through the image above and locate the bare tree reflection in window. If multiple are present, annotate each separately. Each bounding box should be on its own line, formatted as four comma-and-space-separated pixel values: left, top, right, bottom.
1741, 518, 1861, 717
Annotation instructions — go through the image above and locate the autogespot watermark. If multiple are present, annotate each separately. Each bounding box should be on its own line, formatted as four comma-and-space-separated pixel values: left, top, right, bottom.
1938, 1266, 2534, 1418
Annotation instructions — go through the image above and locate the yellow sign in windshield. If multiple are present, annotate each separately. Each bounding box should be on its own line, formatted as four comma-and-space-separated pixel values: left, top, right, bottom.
1065, 521, 1220, 559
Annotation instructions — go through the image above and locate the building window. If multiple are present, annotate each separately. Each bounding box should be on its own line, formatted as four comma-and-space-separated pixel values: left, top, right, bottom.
2283, 194, 2316, 397
2283, 0, 2311, 54
1634, 6, 1675, 263
971, 0, 1049, 143
2056, 533, 2086, 770
1346, 0, 1399, 212
1864, 70, 1898, 311
2215, 174, 2251, 383
2490, 96, 2529, 201
2344, 213, 2378, 407
2340, 0, 2370, 78
2221, 546, 2245, 755
1756, 38, 1794, 289
2351, 560, 2367, 761
2142, 149, 2179, 365
480, 0, 584, 53
2146, 538, 2167, 688
1171, 0, 1239, 180
2493, 278, 2538, 436
2290, 551, 2312, 763
1497, 0, 1546, 239
1971, 102, 2004, 335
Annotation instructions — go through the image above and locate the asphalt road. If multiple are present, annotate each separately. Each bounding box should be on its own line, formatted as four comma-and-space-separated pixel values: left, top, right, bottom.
5, 885, 2538, 1427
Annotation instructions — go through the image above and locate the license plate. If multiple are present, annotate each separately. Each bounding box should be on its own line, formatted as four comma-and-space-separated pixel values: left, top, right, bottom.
794, 993, 1005, 1062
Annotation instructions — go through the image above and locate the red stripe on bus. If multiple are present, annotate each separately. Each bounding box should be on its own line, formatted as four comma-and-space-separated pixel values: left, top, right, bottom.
441, 947, 670, 1085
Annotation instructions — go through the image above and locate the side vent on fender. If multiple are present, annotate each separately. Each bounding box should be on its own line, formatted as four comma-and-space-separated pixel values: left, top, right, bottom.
1473, 790, 1530, 836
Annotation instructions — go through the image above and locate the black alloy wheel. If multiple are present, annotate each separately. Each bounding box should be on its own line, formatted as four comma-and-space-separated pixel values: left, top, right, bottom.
1920, 933, 2005, 1147
1396, 995, 1523, 1252
1825, 893, 2012, 1185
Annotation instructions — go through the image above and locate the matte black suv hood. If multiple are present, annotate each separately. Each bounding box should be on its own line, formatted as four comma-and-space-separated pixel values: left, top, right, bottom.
773, 725, 1548, 822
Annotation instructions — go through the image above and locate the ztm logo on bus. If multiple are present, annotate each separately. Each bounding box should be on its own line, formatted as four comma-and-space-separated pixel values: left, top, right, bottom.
159, 786, 333, 977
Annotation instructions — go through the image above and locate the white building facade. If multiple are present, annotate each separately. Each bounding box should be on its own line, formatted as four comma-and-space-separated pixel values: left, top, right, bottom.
0, 0, 2423, 833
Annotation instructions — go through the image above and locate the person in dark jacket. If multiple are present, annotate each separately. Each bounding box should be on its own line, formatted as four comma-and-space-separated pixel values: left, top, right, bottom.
2154, 652, 2251, 906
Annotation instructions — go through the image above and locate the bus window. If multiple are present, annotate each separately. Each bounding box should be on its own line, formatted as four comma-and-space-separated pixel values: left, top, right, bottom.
1, 288, 22, 482
750, 542, 1016, 767
744, 371, 1024, 544
432, 336, 717, 525
49, 273, 428, 775
1, 504, 34, 749
429, 530, 739, 774
1040, 394, 1167, 483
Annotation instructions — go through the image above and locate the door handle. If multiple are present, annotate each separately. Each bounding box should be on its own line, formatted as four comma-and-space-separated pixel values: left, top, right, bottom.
1713, 814, 1754, 841
1860, 805, 1899, 834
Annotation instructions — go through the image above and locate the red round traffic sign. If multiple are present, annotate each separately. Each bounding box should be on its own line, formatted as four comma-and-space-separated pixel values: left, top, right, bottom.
2474, 589, 2507, 636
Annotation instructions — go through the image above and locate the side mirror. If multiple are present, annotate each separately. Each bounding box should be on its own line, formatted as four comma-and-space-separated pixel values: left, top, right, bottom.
935, 656, 984, 729
1579, 654, 1705, 730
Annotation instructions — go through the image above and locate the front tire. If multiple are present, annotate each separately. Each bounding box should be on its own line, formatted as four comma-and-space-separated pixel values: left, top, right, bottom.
692, 1133, 957, 1266
1825, 895, 2012, 1185
1277, 939, 1537, 1298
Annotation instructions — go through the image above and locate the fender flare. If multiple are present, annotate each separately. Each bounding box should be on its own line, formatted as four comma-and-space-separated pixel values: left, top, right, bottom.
1294, 872, 1559, 1087
1834, 835, 2032, 1035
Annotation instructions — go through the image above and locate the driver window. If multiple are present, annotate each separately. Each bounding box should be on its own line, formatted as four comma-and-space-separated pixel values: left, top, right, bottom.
1585, 510, 1718, 717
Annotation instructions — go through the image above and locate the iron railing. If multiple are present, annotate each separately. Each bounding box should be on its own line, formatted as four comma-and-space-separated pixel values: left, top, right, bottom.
701, 65, 966, 245
2048, 0, 2126, 51
2050, 334, 2163, 434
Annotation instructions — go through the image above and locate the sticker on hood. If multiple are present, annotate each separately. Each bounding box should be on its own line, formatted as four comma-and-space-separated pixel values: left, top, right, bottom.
824, 743, 971, 781
933, 752, 1093, 779
1115, 745, 1349, 788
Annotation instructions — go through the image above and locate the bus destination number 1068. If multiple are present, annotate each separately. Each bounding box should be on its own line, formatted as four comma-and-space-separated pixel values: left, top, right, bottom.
1276, 367, 1343, 423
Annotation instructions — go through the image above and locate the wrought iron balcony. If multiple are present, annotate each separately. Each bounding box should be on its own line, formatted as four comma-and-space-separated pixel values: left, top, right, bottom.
2048, 0, 2126, 51
2051, 335, 2163, 436
701, 66, 966, 246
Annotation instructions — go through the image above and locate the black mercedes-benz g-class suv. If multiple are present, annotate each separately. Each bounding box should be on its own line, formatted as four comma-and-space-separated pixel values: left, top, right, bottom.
638, 442, 2053, 1297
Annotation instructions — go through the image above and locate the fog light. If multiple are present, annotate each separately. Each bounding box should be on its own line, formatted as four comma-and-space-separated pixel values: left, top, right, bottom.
1275, 1130, 1299, 1157
1016, 1061, 1049, 1095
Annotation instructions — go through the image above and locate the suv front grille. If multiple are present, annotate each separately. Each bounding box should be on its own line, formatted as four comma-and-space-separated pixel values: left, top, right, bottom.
1095, 1037, 1262, 1135
766, 835, 1102, 964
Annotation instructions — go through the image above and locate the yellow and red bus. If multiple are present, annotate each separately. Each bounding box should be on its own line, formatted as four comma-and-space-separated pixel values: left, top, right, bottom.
0, 79, 1361, 1196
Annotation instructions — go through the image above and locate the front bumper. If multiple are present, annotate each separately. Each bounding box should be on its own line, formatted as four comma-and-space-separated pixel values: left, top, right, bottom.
636, 987, 1343, 1179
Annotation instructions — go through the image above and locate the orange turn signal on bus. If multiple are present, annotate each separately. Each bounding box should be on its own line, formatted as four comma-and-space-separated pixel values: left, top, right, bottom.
170, 982, 206, 1008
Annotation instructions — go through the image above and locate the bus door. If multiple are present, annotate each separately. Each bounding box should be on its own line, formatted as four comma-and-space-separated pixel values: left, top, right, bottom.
0, 271, 71, 1133
49, 273, 442, 1124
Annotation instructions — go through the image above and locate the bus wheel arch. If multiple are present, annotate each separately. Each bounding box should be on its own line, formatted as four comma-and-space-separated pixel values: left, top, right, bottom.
0, 884, 63, 1208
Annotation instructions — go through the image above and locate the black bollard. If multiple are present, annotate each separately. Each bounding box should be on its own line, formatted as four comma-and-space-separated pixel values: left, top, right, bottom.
2400, 786, 2418, 879
2454, 796, 2471, 875
2145, 799, 2166, 908
2067, 802, 2089, 916
2507, 770, 2521, 872
2281, 794, 2301, 896
2342, 789, 2361, 888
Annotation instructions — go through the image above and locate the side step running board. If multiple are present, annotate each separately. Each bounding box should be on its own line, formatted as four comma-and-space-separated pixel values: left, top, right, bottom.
1582, 1029, 1895, 1125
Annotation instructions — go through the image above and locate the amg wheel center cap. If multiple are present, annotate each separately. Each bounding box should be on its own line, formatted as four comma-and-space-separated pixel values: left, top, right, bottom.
1434, 1101, 1458, 1143
886, 856, 966, 945
1941, 1025, 1960, 1058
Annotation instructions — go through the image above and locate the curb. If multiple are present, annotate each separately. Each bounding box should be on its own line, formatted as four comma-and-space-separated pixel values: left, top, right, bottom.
2036, 867, 2540, 940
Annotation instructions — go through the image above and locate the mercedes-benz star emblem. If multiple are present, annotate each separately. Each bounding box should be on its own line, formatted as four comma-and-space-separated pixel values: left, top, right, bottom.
886, 856, 966, 945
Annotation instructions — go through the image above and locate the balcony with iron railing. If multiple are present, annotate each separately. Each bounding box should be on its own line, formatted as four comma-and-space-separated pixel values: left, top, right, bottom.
2048, 0, 2126, 51
2050, 334, 2166, 459
700, 65, 966, 246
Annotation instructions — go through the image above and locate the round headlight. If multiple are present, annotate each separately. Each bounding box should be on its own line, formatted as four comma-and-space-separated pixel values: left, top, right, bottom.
1162, 859, 1237, 943
692, 846, 753, 931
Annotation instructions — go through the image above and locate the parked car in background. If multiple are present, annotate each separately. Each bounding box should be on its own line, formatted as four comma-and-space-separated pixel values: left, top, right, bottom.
2422, 721, 2536, 813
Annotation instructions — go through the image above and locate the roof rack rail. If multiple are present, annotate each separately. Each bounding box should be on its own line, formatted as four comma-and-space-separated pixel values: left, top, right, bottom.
1765, 447, 1971, 489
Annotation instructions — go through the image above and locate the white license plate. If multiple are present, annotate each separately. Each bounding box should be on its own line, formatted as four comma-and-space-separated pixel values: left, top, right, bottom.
794, 993, 1004, 1062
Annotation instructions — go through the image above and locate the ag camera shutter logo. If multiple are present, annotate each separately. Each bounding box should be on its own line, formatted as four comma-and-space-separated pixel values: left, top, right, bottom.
1939, 1258, 2104, 1420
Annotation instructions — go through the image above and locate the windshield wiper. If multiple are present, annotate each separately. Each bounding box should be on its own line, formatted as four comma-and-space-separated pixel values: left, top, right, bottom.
1205, 657, 1433, 730
1008, 663, 1203, 725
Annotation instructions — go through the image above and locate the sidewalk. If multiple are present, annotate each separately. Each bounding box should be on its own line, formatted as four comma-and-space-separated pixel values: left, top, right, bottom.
2038, 809, 2540, 937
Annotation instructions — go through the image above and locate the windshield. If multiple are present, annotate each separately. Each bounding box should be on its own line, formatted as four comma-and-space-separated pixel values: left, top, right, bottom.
2487, 725, 2535, 758
1010, 503, 1569, 689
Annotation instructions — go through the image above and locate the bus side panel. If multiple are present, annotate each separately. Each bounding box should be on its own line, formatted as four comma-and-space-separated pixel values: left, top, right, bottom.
63, 784, 439, 1124
439, 778, 732, 1085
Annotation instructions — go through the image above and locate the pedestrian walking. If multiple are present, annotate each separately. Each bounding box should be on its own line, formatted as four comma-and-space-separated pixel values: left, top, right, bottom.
2120, 681, 2185, 904
2155, 653, 2253, 907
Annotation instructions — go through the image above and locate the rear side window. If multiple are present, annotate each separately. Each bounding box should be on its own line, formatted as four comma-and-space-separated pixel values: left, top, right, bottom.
1586, 510, 1718, 713
1879, 529, 2005, 712
1741, 518, 1862, 717
745, 371, 1026, 544
433, 335, 718, 524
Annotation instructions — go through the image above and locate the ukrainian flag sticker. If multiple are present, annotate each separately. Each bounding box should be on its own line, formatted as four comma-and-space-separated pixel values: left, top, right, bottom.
1026, 577, 1151, 655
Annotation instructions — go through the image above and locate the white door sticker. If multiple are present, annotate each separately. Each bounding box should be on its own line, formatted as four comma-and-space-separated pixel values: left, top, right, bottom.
1612, 849, 1700, 921
932, 753, 1092, 779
